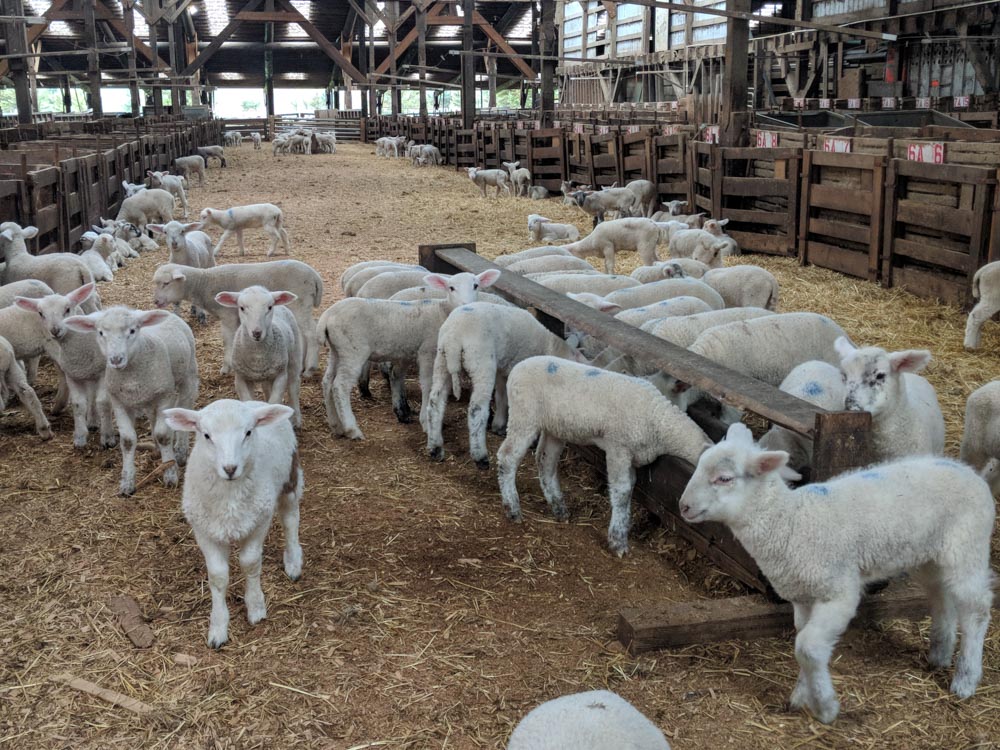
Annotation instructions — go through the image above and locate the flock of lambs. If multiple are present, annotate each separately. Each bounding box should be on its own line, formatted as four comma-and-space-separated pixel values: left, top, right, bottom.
1, 130, 999, 747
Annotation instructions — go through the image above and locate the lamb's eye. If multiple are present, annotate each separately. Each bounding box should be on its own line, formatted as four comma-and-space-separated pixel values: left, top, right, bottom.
38, 311, 43, 317
714, 475, 734, 485
204, 433, 211, 441
875, 372, 886, 381
239, 306, 244, 312
473, 284, 479, 290
245, 430, 252, 438
98, 331, 104, 337
267, 305, 273, 311
65, 307, 70, 314
449, 286, 455, 291
129, 328, 136, 335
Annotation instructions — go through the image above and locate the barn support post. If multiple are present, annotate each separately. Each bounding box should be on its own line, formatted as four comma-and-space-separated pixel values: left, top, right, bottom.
461, 0, 476, 128
539, 0, 557, 126
61, 74, 72, 113
84, 0, 103, 117
2, 0, 33, 124
486, 51, 497, 109
167, 18, 183, 113
417, 4, 428, 116
264, 4, 275, 119
720, 0, 749, 146
123, 0, 141, 116
388, 1, 402, 114
357, 11, 369, 118
529, 0, 539, 108
149, 20, 163, 114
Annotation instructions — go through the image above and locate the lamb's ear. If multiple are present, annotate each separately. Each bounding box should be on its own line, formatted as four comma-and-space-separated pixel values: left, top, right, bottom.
13, 296, 40, 312
672, 380, 692, 395
834, 336, 856, 360
215, 291, 240, 307
717, 218, 730, 227
889, 349, 932, 374
147, 224, 165, 234
725, 422, 755, 445
22, 226, 38, 239
146, 170, 154, 177
475, 269, 501, 288
253, 403, 294, 427
122, 181, 128, 189
182, 222, 204, 233
0, 229, 12, 242
271, 291, 298, 306
64, 314, 98, 333
779, 465, 803, 482
749, 450, 790, 477
423, 274, 450, 291
163, 408, 200, 432
137, 309, 171, 328
171, 268, 187, 281
67, 282, 96, 306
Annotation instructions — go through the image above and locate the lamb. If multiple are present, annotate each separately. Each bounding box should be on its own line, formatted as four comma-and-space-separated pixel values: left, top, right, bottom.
668, 229, 729, 268
758, 361, 847, 472
152, 260, 323, 376
0, 335, 51, 439
389, 286, 512, 307
651, 211, 704, 228
215, 286, 303, 427
630, 258, 710, 283
507, 690, 671, 750
0, 223, 99, 313
625, 178, 658, 218
80, 247, 114, 282
14, 283, 115, 449
560, 180, 589, 206
644, 306, 777, 349
146, 170, 190, 218
959, 381, 1000, 493
424, 303, 586, 468
342, 262, 425, 297
312, 132, 337, 154
651, 200, 688, 218
835, 337, 945, 461
224, 131, 242, 147
703, 218, 740, 255
502, 161, 532, 197
148, 221, 214, 269
535, 273, 639, 296
121, 180, 147, 197
679, 422, 994, 723
506, 254, 593, 275
356, 269, 440, 300
64, 307, 198, 496
702, 266, 779, 310
964, 261, 1000, 349
319, 270, 500, 440
196, 145, 227, 167
561, 217, 665, 274
613, 295, 714, 327
527, 215, 581, 244
116, 188, 175, 232
165, 399, 303, 648
173, 154, 207, 187
468, 167, 511, 198
651, 220, 690, 245
100, 218, 154, 253
574, 187, 638, 226
527, 186, 548, 200
200, 203, 290, 257
0, 279, 53, 308
604, 277, 725, 311
497, 356, 709, 556
492, 246, 572, 268
90, 233, 128, 270
250, 132, 262, 150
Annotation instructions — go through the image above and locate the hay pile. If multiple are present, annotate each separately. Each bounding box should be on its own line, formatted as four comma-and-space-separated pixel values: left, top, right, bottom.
0, 142, 997, 749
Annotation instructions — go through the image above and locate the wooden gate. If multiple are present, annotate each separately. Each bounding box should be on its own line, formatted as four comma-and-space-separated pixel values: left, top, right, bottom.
652, 134, 688, 208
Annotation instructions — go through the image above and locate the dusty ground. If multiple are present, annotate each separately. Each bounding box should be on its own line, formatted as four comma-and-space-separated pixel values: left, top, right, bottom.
1, 141, 998, 749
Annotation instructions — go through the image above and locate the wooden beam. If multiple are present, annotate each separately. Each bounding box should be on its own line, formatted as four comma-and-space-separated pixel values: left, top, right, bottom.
539, 0, 556, 126
719, 0, 748, 147
461, 0, 475, 128
84, 0, 103, 117
181, 0, 263, 77
472, 10, 535, 79
235, 10, 299, 22
0, 0, 70, 78
417, 3, 427, 116
374, 2, 444, 77
272, 0, 366, 83
2, 0, 33, 123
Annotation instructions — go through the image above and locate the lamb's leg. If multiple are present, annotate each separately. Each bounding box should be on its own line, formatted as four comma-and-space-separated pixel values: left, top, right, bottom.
237, 525, 269, 626
285, 367, 302, 429
278, 468, 304, 580
425, 350, 451, 460
293, 311, 319, 377
604, 448, 636, 557
491, 373, 509, 436
198, 167, 205, 187
51, 370, 68, 415
949, 569, 992, 698
173, 379, 197, 468
7, 365, 52, 440
23, 356, 38, 384
112, 401, 138, 495
152, 404, 179, 488
535, 433, 567, 521
236, 229, 246, 256
789, 601, 814, 710
214, 228, 233, 257
234, 374, 255, 401
265, 224, 280, 257
466, 365, 496, 470
496, 422, 537, 522
602, 248, 615, 275
964, 299, 999, 349
96, 382, 117, 448
279, 226, 290, 254
321, 348, 344, 434
358, 362, 374, 400
332, 358, 365, 440
922, 566, 958, 669
220, 323, 236, 375
389, 361, 411, 424
194, 529, 230, 648
793, 595, 858, 724
67, 378, 92, 449
417, 351, 435, 431
178, 188, 189, 219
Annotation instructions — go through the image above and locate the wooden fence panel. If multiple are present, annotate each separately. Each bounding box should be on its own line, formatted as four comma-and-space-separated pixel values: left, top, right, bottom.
453, 129, 477, 170
526, 128, 566, 192
27, 167, 61, 255
589, 133, 621, 187
60, 158, 86, 250
799, 151, 886, 281
688, 141, 718, 218
621, 129, 652, 185
566, 132, 591, 186
0, 179, 26, 229
77, 154, 103, 238
652, 134, 688, 208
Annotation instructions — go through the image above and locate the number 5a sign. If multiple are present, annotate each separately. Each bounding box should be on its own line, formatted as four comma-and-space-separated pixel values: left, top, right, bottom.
907, 142, 945, 164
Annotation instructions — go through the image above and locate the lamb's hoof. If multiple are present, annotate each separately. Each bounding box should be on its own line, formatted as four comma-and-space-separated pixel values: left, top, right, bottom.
474, 457, 490, 470
119, 482, 136, 497
789, 681, 809, 710
359, 385, 374, 401
810, 699, 840, 725
207, 633, 228, 650
246, 607, 267, 626
609, 541, 630, 558
38, 426, 54, 441
101, 435, 119, 449
220, 366, 231, 375
428, 446, 445, 462
163, 467, 179, 488
927, 650, 953, 671
345, 428, 365, 441
394, 408, 412, 424
88, 425, 98, 433
74, 437, 89, 451
196, 314, 208, 326
551, 507, 570, 523
505, 509, 523, 523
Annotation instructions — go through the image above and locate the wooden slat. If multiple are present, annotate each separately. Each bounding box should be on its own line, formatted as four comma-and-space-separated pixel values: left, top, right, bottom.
891, 265, 966, 304
721, 176, 792, 198
893, 237, 971, 272
719, 208, 787, 226
805, 240, 871, 279
896, 200, 975, 237
808, 216, 871, 245
809, 183, 873, 215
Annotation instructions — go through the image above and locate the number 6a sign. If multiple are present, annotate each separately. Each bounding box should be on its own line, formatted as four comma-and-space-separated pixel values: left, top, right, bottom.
907, 142, 945, 164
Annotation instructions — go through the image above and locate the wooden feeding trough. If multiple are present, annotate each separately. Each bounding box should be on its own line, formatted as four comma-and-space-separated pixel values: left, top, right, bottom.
418, 243, 930, 653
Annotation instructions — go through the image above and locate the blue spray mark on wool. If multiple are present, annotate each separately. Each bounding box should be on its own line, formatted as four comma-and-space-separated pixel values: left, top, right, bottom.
859, 471, 883, 480
586, 369, 601, 377
802, 381, 824, 397
805, 484, 830, 496
634, 307, 647, 313
398, 301, 412, 307
460, 305, 474, 312
547, 362, 559, 374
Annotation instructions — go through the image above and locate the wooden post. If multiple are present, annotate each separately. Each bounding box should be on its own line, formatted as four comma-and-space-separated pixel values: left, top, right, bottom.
167, 19, 183, 113
84, 0, 103, 117
720, 0, 749, 146
264, 6, 275, 119
62, 74, 72, 113
539, 0, 556, 126
529, 0, 539, 108
123, 0, 141, 116
461, 0, 476, 128
2, 0, 33, 124
149, 21, 163, 115
486, 51, 497, 109
417, 4, 428, 116
357, 8, 369, 118
388, 1, 402, 114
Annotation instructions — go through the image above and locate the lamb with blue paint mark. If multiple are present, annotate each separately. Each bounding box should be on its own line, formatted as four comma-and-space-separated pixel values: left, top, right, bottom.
959, 381, 1000, 493
680, 423, 995, 724
492, 246, 572, 268
200, 204, 289, 257
505, 253, 592, 275
604, 277, 725, 311
497, 356, 710, 556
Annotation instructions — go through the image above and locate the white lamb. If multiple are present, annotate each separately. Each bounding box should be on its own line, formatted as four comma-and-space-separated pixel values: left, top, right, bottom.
215, 286, 303, 427
165, 399, 303, 648
959, 380, 1000, 493
527, 215, 581, 244
89, 233, 128, 270
614, 296, 714, 327
468, 167, 511, 198
343, 263, 426, 297
492, 246, 572, 268
508, 690, 671, 750
121, 180, 146, 197
173, 155, 207, 187
200, 204, 290, 257
149, 221, 214, 269
196, 145, 227, 167
341, 260, 419, 290
703, 218, 740, 256
502, 161, 532, 197
964, 261, 1000, 349
835, 338, 945, 461
758, 361, 847, 472
80, 248, 114, 282
651, 200, 688, 218
319, 270, 500, 439
562, 217, 669, 274
147, 170, 190, 219
116, 188, 175, 232
604, 278, 725, 311
574, 187, 638, 226
0, 223, 99, 312
625, 179, 658, 218
680, 423, 995, 723
668, 228, 729, 268
356, 269, 440, 300
527, 186, 548, 200
497, 356, 709, 556
64, 307, 198, 495
250, 132, 262, 150
506, 254, 593, 275
0, 334, 51, 439
652, 211, 704, 228
644, 306, 777, 349
702, 266, 779, 310
424, 303, 586, 467
630, 258, 709, 283
536, 273, 639, 297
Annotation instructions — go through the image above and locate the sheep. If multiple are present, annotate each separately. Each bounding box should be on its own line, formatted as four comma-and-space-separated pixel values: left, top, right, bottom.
507, 690, 671, 750
121, 180, 147, 197
959, 381, 1000, 493
964, 261, 1000, 349
215, 286, 303, 427
560, 180, 590, 206
835, 337, 945, 461
90, 233, 128, 270
148, 221, 214, 269
604, 277, 725, 311
758, 361, 847, 472
625, 178, 658, 218
250, 132, 262, 150
424, 303, 586, 467
356, 269, 440, 300
152, 260, 323, 376
80, 247, 114, 282
703, 218, 741, 256
64, 307, 198, 496
0, 223, 99, 313
535, 273, 640, 297
200, 204, 290, 257
651, 200, 688, 219
497, 356, 709, 556
389, 286, 512, 307
311, 132, 337, 154
319, 270, 500, 440
164, 399, 303, 648
643, 307, 777, 350
99, 218, 154, 253
527, 186, 548, 200
561, 217, 665, 274
468, 167, 511, 198
574, 187, 638, 226
502, 161, 532, 197
173, 154, 207, 187
506, 255, 593, 275
630, 258, 710, 283
116, 188, 175, 232
679, 422, 995, 723
702, 266, 779, 310
147, 170, 190, 219
668, 228, 729, 268
0, 279, 53, 309
652, 211, 704, 228
492, 246, 572, 268
342, 262, 425, 296
652, 220, 690, 245
0, 335, 51, 440
13, 283, 116, 450
614, 295, 714, 327
527, 215, 581, 244
196, 145, 227, 167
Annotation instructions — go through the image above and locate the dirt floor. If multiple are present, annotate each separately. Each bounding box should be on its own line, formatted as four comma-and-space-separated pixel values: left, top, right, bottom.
1, 141, 999, 749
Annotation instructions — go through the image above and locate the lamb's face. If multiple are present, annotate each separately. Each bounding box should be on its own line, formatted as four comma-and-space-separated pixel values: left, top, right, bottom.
65, 307, 168, 369
467, 168, 478, 180
15, 284, 93, 340
219, 286, 297, 341
153, 266, 186, 308
425, 270, 500, 307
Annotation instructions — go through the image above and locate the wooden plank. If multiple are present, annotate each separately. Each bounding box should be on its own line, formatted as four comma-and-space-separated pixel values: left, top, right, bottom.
730, 231, 790, 256
809, 183, 873, 215
896, 200, 975, 237
721, 176, 792, 198
720, 208, 787, 226
893, 237, 970, 272
805, 240, 871, 279
808, 216, 871, 245
893, 158, 996, 185
891, 265, 965, 304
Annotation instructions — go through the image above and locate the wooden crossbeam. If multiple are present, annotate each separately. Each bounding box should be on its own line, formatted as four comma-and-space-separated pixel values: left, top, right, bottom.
0, 0, 70, 78
234, 11, 300, 22
473, 10, 535, 79
273, 0, 365, 83
373, 2, 445, 77
181, 0, 263, 77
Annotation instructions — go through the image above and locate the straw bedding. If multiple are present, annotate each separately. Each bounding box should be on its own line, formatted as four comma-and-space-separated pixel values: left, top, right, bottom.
0, 142, 997, 748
